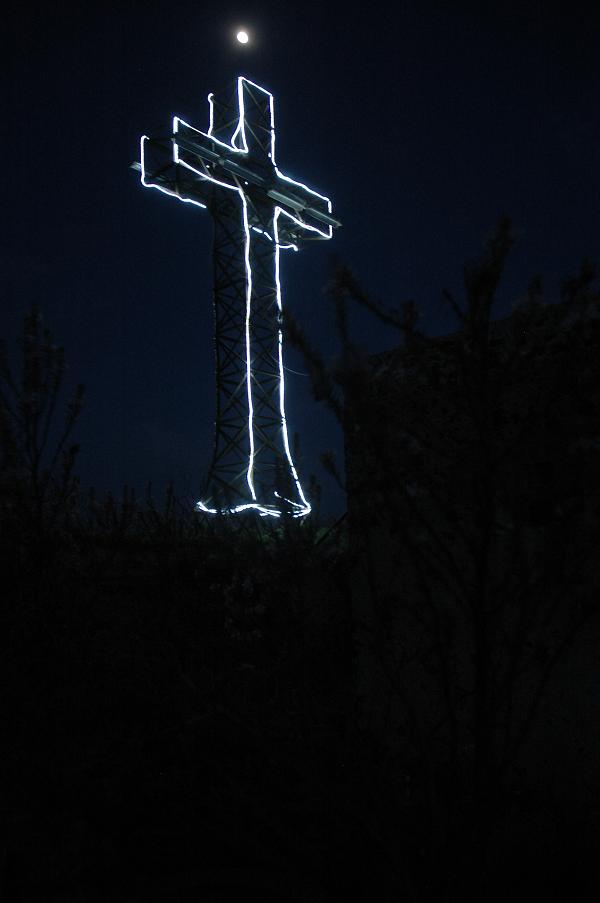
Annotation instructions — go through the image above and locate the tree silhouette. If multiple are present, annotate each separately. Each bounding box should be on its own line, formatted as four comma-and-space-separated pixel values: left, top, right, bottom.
0, 306, 84, 543
286, 218, 600, 899
2, 236, 599, 901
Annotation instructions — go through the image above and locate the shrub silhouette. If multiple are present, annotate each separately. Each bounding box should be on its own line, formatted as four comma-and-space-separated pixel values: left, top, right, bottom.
2, 234, 600, 901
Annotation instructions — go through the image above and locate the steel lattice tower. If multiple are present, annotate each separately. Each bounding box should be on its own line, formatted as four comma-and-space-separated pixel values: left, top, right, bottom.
139, 77, 340, 517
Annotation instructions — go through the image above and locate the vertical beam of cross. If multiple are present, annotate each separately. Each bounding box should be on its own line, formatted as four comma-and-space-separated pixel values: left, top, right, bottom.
139, 76, 340, 517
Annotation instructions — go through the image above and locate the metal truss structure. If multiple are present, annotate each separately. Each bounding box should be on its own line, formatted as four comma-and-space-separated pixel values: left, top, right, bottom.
139, 77, 340, 518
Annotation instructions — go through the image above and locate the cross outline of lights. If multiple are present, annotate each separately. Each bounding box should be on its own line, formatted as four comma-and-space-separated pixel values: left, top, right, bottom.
140, 76, 334, 518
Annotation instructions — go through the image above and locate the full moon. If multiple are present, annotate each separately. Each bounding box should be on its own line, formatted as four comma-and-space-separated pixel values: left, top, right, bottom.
236, 30, 249, 44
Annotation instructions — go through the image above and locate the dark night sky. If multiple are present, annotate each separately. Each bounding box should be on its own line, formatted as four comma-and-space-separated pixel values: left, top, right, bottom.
4, 1, 599, 517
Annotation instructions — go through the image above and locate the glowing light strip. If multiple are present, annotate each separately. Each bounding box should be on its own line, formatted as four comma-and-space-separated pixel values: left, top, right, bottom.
252, 226, 273, 240
180, 81, 333, 238
196, 500, 282, 518
266, 87, 333, 239
174, 116, 242, 185
276, 203, 332, 240
241, 191, 256, 500
274, 492, 307, 511
207, 89, 246, 154
196, 496, 306, 518
231, 77, 247, 151
207, 77, 333, 238
273, 207, 311, 516
141, 76, 334, 517
176, 83, 332, 235
140, 135, 206, 209
208, 92, 214, 136
250, 225, 298, 250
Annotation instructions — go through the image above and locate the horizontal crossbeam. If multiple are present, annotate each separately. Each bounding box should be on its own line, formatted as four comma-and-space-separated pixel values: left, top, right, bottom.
173, 133, 341, 229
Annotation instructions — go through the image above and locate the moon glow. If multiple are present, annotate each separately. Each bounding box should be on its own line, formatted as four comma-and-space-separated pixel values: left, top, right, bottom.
236, 30, 249, 44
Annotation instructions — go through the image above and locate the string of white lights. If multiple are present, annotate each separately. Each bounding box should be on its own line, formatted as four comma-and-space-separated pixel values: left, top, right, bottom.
273, 207, 311, 516
140, 135, 207, 209
140, 76, 333, 517
240, 190, 257, 502
185, 77, 333, 237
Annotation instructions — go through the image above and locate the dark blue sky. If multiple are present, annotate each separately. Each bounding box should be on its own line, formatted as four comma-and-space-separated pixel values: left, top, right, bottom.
4, 1, 599, 517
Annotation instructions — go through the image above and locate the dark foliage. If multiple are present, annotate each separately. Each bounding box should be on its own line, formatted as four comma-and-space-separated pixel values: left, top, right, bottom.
2, 234, 600, 902
285, 220, 600, 901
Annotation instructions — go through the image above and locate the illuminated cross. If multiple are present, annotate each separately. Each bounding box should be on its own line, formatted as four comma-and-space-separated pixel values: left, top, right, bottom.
140, 77, 339, 518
